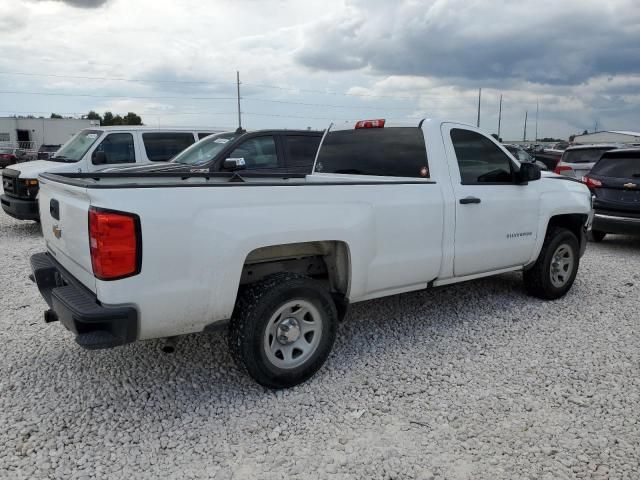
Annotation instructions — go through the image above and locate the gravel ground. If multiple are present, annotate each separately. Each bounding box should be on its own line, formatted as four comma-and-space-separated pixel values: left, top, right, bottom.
1, 182, 639, 479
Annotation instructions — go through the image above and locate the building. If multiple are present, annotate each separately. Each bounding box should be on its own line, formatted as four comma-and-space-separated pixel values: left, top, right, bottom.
0, 117, 100, 151
572, 130, 640, 144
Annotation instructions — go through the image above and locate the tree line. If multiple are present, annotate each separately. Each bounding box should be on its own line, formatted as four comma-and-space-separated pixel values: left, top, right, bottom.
49, 111, 143, 126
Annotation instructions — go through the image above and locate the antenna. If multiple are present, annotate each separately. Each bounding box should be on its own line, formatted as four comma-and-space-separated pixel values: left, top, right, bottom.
235, 71, 244, 134
476, 88, 481, 127
497, 94, 502, 140
535, 100, 539, 141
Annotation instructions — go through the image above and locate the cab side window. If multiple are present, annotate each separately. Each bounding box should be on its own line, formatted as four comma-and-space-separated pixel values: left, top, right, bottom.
450, 129, 514, 184
227, 136, 278, 169
142, 133, 195, 161
92, 133, 135, 164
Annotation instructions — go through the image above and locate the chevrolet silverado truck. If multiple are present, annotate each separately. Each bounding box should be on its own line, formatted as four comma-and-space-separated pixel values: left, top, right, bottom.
30, 119, 593, 388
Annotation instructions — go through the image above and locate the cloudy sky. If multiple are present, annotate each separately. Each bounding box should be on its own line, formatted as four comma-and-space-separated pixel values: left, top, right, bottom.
1, 0, 639, 140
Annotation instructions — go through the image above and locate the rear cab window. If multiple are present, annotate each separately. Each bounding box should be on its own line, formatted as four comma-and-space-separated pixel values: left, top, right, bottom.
283, 134, 322, 172
142, 132, 196, 161
315, 127, 429, 178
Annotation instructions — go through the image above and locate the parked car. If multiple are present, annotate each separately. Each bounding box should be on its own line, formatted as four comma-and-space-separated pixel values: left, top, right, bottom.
1, 126, 219, 221
0, 148, 26, 168
583, 148, 640, 242
107, 129, 323, 175
37, 144, 61, 160
554, 144, 621, 179
30, 118, 592, 388
503, 144, 549, 170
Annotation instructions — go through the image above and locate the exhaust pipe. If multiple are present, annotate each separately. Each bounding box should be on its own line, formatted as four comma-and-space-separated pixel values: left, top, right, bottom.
161, 336, 178, 354
44, 309, 58, 323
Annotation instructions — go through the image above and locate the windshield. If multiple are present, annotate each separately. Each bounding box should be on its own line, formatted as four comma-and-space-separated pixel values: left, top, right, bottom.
171, 132, 237, 165
52, 129, 102, 162
563, 147, 616, 164
0, 148, 14, 154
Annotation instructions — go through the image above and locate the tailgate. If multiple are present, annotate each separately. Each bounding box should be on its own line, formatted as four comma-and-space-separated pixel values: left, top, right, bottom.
38, 177, 96, 292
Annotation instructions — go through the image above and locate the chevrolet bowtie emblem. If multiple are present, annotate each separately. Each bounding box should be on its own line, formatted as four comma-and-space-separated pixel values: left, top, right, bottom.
52, 225, 62, 239
623, 182, 637, 189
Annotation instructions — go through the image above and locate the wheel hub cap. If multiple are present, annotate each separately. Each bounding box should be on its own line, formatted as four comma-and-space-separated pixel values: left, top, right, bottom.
549, 243, 574, 288
276, 317, 301, 344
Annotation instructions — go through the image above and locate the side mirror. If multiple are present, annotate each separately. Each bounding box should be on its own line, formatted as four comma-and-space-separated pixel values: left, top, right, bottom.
517, 162, 541, 184
223, 157, 246, 170
93, 151, 107, 165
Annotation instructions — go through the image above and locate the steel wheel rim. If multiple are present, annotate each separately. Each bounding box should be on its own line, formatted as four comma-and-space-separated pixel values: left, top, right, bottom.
263, 299, 323, 369
550, 243, 574, 288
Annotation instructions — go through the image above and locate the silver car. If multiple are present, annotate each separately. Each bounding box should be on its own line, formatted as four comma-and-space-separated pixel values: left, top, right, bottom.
554, 144, 622, 179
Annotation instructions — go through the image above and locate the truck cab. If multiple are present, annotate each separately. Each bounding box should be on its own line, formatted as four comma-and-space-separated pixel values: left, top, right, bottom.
1, 126, 217, 221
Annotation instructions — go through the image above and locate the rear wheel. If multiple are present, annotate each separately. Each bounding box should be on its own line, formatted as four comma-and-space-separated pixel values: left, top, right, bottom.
589, 230, 606, 242
228, 273, 338, 389
524, 227, 579, 300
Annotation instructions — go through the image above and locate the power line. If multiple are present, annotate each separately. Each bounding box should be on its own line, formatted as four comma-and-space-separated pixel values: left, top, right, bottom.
0, 70, 454, 100
0, 89, 472, 111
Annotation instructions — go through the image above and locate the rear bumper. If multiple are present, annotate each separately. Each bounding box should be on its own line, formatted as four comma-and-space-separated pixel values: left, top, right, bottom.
592, 212, 640, 235
1, 194, 39, 220
30, 252, 138, 349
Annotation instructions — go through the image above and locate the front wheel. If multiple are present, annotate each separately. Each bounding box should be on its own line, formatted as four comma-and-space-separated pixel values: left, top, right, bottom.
523, 227, 579, 300
228, 273, 338, 389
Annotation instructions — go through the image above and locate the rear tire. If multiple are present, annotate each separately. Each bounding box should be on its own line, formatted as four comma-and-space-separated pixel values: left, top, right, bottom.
589, 230, 606, 242
228, 273, 338, 389
524, 227, 579, 300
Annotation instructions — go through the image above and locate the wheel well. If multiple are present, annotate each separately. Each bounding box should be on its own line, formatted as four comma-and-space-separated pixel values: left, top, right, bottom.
241, 241, 351, 297
547, 213, 587, 243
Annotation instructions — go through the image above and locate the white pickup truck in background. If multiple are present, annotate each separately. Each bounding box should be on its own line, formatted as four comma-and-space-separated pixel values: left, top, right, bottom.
2, 126, 217, 221
30, 118, 593, 388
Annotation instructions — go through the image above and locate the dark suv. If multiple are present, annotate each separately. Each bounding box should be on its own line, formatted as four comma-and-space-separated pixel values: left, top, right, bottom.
583, 148, 640, 241
107, 130, 323, 175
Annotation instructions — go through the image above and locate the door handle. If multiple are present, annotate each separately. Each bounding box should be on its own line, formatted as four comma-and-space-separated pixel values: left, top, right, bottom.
459, 196, 481, 204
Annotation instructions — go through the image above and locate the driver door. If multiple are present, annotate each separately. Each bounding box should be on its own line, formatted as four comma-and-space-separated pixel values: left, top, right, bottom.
442, 124, 539, 277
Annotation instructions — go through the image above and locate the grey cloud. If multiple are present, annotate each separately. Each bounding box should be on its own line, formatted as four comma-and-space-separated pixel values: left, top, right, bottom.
296, 0, 640, 86
34, 0, 109, 8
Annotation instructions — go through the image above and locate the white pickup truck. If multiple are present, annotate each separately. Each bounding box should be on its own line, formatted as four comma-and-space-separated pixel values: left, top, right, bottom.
30, 119, 593, 388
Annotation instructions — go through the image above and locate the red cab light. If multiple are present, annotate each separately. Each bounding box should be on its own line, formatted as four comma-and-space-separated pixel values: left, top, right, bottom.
89, 207, 141, 280
355, 119, 385, 129
554, 164, 573, 175
582, 175, 602, 189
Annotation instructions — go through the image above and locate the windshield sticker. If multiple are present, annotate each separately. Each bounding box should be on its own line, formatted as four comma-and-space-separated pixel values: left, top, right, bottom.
214, 138, 229, 144
86, 133, 98, 139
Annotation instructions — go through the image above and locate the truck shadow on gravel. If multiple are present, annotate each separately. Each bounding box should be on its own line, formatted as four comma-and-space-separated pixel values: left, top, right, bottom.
21, 271, 537, 406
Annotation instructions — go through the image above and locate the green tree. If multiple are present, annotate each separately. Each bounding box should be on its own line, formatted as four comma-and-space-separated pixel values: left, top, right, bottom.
85, 110, 102, 122
123, 112, 142, 125
50, 113, 62, 119
102, 111, 115, 126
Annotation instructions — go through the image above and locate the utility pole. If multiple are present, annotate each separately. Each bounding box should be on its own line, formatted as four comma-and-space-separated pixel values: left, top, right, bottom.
594, 120, 598, 132
535, 100, 539, 142
236, 71, 243, 133
497, 94, 503, 140
523, 110, 528, 142
476, 88, 482, 127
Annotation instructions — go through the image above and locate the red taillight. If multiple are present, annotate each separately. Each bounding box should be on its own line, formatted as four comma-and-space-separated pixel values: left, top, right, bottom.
88, 207, 140, 280
554, 164, 573, 175
355, 119, 385, 129
582, 175, 602, 188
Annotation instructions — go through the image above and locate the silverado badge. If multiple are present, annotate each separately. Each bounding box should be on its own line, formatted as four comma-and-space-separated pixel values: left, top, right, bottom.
52, 225, 62, 239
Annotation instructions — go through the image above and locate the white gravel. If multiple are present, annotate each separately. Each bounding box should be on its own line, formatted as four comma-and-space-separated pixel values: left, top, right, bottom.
1, 180, 639, 479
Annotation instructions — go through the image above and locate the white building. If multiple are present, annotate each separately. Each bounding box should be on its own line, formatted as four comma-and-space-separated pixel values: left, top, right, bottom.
573, 130, 640, 144
0, 117, 100, 150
